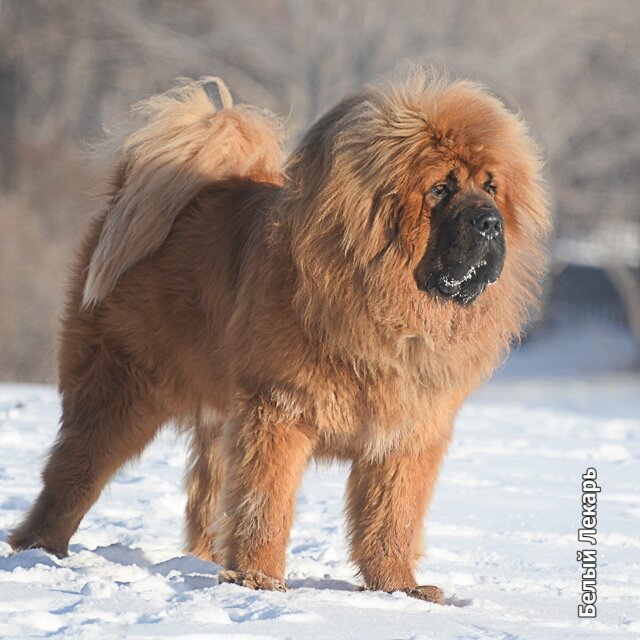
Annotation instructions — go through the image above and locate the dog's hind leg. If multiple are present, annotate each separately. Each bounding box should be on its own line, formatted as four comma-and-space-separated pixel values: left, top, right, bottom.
184, 410, 225, 564
9, 345, 168, 557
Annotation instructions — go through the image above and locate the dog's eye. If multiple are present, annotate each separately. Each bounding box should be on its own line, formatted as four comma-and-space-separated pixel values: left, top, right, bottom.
429, 183, 450, 200
484, 182, 498, 197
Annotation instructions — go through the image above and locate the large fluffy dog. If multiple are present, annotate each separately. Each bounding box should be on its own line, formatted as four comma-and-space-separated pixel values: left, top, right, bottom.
10, 71, 549, 603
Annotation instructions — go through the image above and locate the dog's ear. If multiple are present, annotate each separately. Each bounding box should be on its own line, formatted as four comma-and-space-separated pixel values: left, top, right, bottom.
341, 189, 400, 267
371, 184, 429, 265
396, 186, 430, 263
355, 185, 428, 268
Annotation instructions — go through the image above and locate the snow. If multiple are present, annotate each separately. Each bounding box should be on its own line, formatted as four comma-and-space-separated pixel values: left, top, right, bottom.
440, 260, 487, 288
1, 360, 639, 638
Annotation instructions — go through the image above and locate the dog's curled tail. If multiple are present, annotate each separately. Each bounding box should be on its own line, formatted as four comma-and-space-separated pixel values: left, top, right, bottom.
82, 77, 284, 308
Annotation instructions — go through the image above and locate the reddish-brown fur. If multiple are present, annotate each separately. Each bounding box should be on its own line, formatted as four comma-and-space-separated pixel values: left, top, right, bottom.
10, 72, 550, 599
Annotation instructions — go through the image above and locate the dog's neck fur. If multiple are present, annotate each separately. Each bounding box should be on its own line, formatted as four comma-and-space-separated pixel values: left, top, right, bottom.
267, 196, 527, 393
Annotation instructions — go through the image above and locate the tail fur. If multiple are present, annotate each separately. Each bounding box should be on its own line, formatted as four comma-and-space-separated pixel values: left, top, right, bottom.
82, 77, 284, 308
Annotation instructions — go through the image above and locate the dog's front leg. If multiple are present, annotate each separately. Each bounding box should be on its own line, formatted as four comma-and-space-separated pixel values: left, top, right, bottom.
346, 440, 449, 603
215, 399, 315, 591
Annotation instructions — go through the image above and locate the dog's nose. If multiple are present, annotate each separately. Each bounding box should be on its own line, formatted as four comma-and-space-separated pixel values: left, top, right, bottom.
471, 209, 503, 238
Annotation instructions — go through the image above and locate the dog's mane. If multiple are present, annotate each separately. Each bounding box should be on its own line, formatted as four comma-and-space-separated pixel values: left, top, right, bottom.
276, 69, 550, 387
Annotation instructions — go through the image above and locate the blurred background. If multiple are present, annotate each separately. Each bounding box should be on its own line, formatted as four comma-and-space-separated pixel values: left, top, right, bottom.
1, 0, 639, 382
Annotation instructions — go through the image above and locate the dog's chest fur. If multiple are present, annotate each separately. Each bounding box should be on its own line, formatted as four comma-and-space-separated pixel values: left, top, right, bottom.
304, 360, 460, 460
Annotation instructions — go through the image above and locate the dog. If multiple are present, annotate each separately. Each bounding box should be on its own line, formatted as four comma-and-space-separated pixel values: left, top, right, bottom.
10, 70, 550, 604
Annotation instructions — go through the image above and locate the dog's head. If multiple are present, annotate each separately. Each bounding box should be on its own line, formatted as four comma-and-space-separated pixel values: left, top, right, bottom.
283, 71, 550, 358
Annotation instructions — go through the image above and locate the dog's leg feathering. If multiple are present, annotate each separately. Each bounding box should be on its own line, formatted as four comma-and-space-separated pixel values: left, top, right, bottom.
346, 441, 449, 604
185, 414, 225, 563
9, 346, 167, 557
213, 399, 315, 589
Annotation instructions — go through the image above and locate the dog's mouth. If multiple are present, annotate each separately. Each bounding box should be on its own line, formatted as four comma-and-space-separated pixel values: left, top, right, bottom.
415, 247, 504, 306
437, 260, 487, 295
436, 258, 499, 305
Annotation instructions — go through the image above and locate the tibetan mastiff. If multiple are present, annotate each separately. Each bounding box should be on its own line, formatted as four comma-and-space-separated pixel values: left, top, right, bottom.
10, 70, 550, 603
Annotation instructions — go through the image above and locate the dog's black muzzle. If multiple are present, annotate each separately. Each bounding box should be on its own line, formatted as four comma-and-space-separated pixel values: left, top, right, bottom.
415, 201, 506, 306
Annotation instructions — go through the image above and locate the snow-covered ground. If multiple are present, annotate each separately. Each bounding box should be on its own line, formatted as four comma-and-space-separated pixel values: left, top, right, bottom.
1, 359, 639, 638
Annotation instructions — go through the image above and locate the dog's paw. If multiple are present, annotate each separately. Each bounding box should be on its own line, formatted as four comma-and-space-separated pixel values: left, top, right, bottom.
218, 568, 287, 592
7, 530, 68, 559
403, 584, 445, 604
